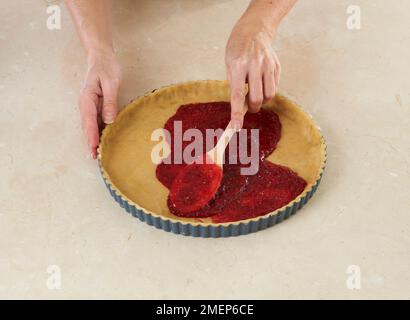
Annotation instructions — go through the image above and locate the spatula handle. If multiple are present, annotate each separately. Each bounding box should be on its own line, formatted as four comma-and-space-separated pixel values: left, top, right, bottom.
207, 121, 237, 167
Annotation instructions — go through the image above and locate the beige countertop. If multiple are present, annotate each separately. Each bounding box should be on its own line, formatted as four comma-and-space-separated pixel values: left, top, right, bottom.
0, 0, 409, 299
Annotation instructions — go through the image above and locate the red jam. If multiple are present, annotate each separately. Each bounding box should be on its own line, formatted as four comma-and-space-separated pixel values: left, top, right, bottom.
156, 102, 307, 223
169, 159, 222, 215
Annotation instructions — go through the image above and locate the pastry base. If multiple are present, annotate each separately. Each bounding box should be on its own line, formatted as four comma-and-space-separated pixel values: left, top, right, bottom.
98, 80, 326, 235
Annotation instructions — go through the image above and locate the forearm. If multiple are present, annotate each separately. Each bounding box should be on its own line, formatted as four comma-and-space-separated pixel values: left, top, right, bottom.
239, 0, 297, 37
65, 0, 114, 57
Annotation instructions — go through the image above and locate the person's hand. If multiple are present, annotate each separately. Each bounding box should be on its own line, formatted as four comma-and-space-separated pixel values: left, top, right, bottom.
79, 50, 121, 159
225, 18, 280, 130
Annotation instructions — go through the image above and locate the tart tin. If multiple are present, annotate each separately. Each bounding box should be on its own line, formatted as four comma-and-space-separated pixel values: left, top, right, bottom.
97, 81, 327, 238
98, 159, 325, 238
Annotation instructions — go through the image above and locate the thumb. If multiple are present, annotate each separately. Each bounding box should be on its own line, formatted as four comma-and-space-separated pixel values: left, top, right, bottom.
101, 79, 119, 124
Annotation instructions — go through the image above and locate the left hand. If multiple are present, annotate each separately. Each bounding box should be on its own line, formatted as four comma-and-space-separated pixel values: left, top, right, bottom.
225, 19, 281, 130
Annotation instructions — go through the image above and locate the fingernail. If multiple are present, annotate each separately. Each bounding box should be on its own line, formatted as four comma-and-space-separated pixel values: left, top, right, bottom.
232, 119, 242, 132
103, 113, 115, 124
86, 149, 96, 160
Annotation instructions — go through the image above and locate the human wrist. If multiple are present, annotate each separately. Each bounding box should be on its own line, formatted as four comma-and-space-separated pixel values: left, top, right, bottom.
86, 44, 116, 64
240, 1, 282, 39
234, 14, 277, 41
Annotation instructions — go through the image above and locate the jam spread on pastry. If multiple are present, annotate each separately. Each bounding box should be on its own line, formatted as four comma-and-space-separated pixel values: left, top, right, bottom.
169, 155, 222, 215
156, 102, 307, 223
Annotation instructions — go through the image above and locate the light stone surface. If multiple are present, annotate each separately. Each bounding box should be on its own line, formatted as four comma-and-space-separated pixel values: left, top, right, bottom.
0, 0, 409, 299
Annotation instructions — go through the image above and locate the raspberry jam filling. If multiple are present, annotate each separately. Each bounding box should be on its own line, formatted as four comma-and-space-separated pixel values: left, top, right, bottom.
156, 102, 307, 223
169, 156, 223, 215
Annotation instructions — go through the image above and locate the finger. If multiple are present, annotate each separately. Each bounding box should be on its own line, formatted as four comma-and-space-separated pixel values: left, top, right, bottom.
227, 67, 247, 131
247, 66, 264, 113
79, 91, 100, 159
263, 68, 276, 103
101, 78, 120, 124
274, 61, 281, 90
273, 52, 281, 92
